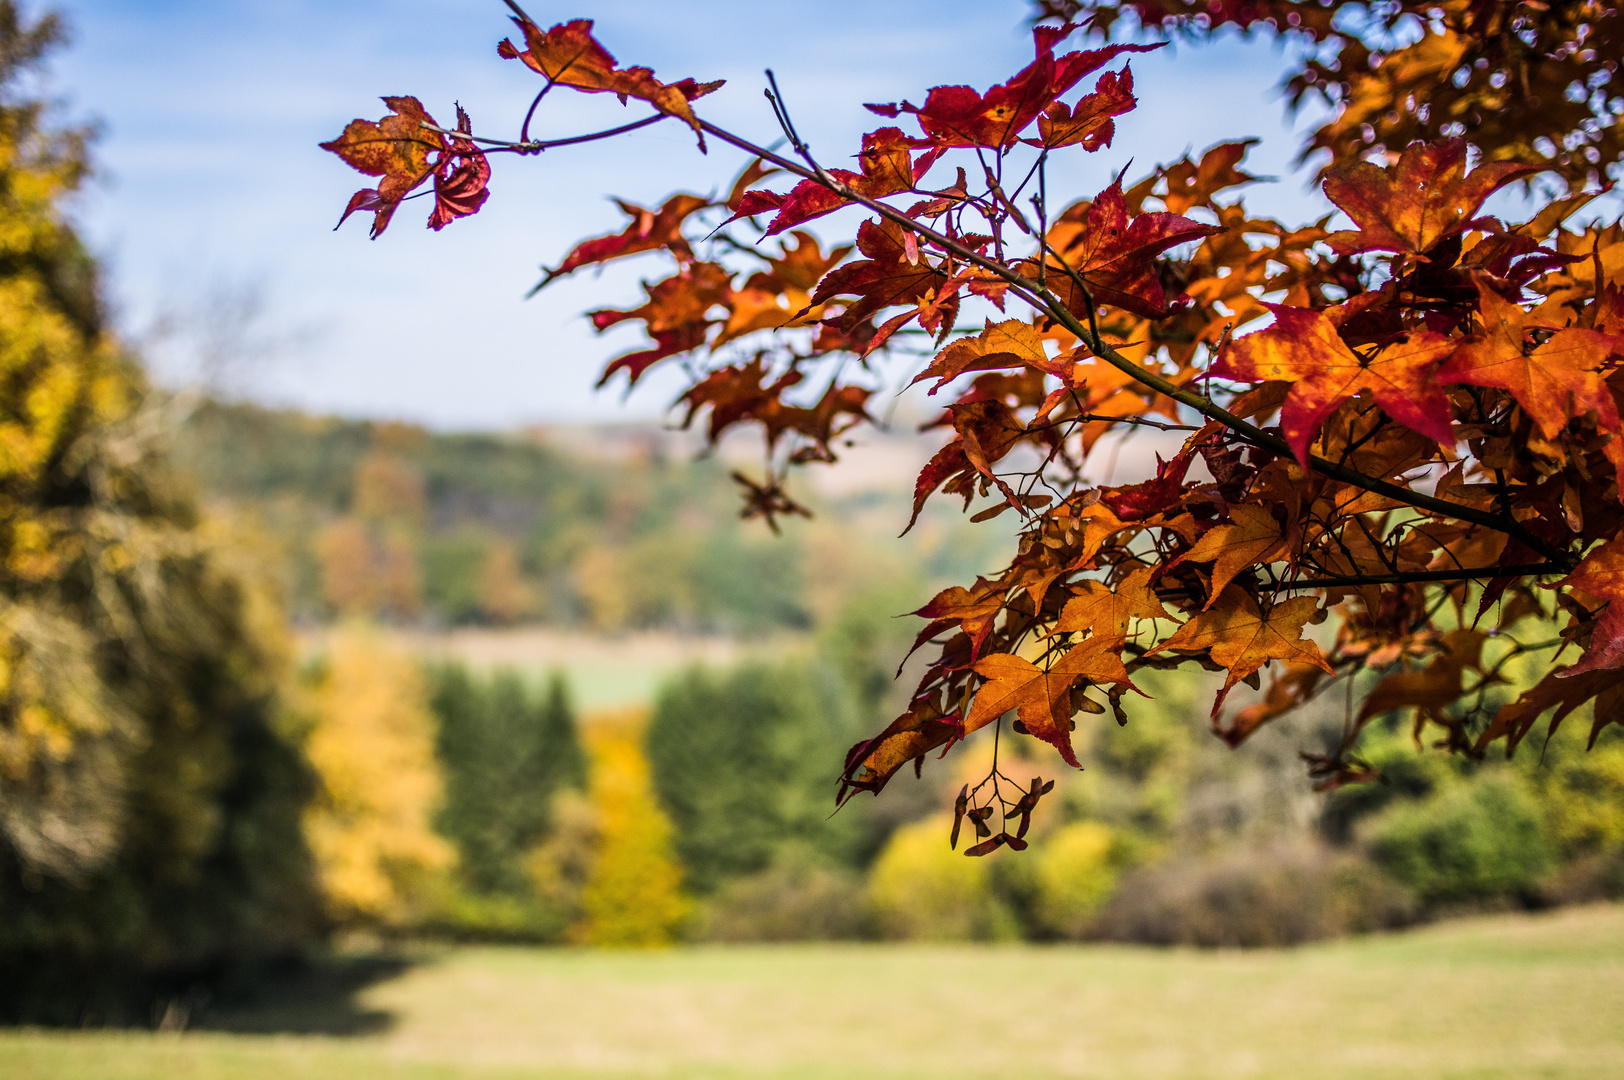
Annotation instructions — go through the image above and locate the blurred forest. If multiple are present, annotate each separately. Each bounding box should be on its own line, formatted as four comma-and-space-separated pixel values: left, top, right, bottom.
158, 400, 1624, 955
170, 399, 997, 634
3, 0, 1624, 1034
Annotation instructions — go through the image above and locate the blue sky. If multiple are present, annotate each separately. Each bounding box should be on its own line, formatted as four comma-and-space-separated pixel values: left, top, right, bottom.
53, 0, 1331, 429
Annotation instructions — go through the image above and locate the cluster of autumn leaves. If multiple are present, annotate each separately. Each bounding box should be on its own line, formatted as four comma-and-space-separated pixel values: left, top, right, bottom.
323, 6, 1624, 845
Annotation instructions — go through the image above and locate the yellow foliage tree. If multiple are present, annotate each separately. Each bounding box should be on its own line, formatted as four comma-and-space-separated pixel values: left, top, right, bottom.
352, 450, 426, 524
316, 518, 374, 616
1033, 821, 1120, 939
317, 517, 421, 619
0, 4, 320, 1017
572, 709, 690, 946
476, 539, 530, 624
300, 626, 453, 928
866, 815, 1019, 941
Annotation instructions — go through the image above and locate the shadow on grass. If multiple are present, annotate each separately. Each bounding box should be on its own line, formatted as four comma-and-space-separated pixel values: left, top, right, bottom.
190, 952, 415, 1036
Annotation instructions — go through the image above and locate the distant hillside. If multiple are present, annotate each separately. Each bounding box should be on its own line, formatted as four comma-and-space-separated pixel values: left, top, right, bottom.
170, 400, 1002, 633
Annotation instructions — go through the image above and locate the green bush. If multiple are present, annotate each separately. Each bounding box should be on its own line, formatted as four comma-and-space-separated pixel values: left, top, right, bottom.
698, 846, 866, 942
420, 530, 492, 625
1368, 774, 1555, 906
1091, 843, 1415, 947
1520, 728, 1624, 862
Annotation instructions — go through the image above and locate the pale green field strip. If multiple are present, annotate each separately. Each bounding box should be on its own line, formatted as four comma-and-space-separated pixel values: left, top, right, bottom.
5, 904, 1623, 1080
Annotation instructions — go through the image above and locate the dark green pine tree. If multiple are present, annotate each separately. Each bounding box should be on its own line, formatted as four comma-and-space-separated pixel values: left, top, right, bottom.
428, 667, 585, 898
646, 660, 868, 893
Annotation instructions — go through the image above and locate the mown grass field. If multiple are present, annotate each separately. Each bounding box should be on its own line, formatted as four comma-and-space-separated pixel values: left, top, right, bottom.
5, 905, 1622, 1080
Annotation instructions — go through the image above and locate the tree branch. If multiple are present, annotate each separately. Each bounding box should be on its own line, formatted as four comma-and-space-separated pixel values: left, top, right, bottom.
1277, 563, 1562, 589
692, 117, 1575, 570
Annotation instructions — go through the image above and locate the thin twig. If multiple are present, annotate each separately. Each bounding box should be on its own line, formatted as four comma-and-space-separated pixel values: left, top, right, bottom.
422, 114, 666, 153
519, 83, 554, 145
1278, 563, 1562, 588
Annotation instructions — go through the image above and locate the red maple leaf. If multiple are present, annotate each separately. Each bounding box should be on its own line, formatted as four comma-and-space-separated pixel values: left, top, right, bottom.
866, 24, 1159, 149
1211, 302, 1457, 467
1043, 176, 1223, 318
811, 217, 959, 351
497, 17, 723, 148
1556, 537, 1624, 679
324, 96, 488, 239
729, 128, 945, 235
1099, 442, 1198, 520
426, 106, 491, 231
541, 194, 710, 287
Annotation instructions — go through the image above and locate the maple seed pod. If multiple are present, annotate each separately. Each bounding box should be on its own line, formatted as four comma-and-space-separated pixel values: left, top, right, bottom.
950, 783, 969, 850
964, 834, 1006, 857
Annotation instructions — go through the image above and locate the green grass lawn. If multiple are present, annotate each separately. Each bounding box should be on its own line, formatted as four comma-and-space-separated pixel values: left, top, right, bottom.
5, 905, 1623, 1079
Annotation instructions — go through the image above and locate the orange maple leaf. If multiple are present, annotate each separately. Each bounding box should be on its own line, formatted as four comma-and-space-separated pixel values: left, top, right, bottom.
912, 319, 1056, 395
1055, 566, 1171, 640
322, 96, 446, 238
1322, 138, 1538, 257
498, 17, 723, 148
714, 232, 850, 347
1212, 302, 1456, 467
1157, 140, 1261, 216
839, 695, 961, 801
906, 582, 1006, 664
1437, 275, 1624, 483
1356, 628, 1487, 724
1172, 503, 1292, 609
966, 640, 1140, 766
591, 262, 733, 388
1146, 586, 1332, 716
1223, 660, 1327, 747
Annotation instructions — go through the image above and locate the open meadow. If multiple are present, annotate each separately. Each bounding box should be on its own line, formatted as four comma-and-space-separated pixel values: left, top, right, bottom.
4, 905, 1622, 1080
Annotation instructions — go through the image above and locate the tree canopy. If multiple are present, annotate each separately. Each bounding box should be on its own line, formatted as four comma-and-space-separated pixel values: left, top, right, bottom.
0, 1, 319, 1021
324, 0, 1624, 852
